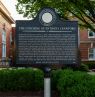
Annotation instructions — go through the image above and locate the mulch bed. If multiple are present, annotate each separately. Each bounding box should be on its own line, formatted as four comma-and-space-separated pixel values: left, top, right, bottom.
0, 91, 59, 97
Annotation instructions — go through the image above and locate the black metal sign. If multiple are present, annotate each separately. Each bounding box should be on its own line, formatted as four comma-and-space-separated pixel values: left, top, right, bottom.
15, 7, 79, 67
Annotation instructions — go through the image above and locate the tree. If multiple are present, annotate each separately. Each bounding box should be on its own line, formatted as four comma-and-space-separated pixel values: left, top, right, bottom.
16, 0, 95, 32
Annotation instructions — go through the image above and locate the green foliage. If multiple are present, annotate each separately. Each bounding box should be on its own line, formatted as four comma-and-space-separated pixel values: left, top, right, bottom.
51, 69, 63, 90
16, 0, 95, 32
57, 69, 95, 97
78, 63, 89, 72
86, 63, 95, 69
0, 68, 44, 91
1, 68, 95, 97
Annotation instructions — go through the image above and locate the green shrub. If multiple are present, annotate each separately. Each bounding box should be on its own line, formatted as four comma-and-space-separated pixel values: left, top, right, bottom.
51, 69, 63, 90
1, 67, 95, 97
57, 69, 95, 97
0, 68, 44, 91
86, 63, 95, 69
78, 63, 89, 72
82, 61, 95, 69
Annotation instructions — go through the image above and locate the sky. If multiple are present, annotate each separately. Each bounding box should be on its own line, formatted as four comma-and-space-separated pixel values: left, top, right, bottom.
1, 0, 29, 20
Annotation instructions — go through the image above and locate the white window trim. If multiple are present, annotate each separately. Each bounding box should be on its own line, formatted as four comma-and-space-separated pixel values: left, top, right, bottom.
2, 31, 6, 58
88, 48, 95, 60
88, 29, 95, 38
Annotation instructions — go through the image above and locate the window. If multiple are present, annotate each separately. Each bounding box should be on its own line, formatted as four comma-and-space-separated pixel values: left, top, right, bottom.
2, 44, 6, 58
88, 48, 95, 60
88, 29, 95, 38
2, 31, 6, 58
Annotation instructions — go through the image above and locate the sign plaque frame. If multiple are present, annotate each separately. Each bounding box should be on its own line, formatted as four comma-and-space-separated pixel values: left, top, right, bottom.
14, 7, 80, 68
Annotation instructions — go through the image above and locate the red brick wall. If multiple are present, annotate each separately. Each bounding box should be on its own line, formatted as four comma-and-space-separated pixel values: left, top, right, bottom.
80, 29, 88, 41
80, 28, 95, 62
6, 27, 11, 58
0, 24, 2, 58
0, 1, 15, 60
80, 43, 91, 61
0, 22, 12, 59
80, 28, 95, 41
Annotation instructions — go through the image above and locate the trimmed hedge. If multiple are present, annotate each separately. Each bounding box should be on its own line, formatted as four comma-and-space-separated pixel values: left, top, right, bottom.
0, 68, 44, 91
51, 69, 63, 90
57, 69, 95, 97
61, 64, 89, 72
1, 68, 95, 97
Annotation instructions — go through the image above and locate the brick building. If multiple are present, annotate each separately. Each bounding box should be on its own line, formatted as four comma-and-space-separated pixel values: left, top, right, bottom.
1, 0, 95, 66
0, 1, 15, 65
80, 28, 95, 63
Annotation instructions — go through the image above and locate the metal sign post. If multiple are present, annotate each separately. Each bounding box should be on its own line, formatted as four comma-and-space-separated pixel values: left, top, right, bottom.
44, 77, 51, 97
15, 7, 79, 97
43, 67, 51, 97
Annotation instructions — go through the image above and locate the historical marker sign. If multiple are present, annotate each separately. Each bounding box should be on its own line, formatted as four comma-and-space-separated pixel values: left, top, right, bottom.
15, 7, 79, 67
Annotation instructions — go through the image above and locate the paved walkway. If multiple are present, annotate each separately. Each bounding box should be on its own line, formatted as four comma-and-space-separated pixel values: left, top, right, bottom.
88, 72, 95, 75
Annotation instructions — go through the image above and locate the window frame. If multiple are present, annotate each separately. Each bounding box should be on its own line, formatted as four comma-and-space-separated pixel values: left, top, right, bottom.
88, 29, 95, 38
2, 30, 6, 58
88, 48, 95, 60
